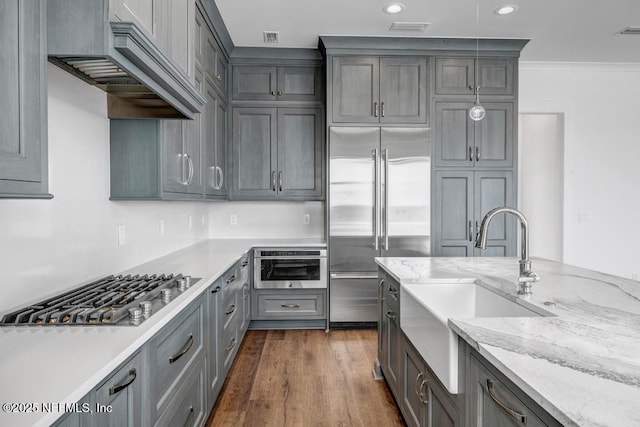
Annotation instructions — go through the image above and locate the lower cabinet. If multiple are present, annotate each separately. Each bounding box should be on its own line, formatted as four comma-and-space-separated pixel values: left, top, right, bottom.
464, 343, 562, 427
378, 270, 402, 398
93, 352, 144, 426
250, 288, 327, 329
402, 338, 461, 427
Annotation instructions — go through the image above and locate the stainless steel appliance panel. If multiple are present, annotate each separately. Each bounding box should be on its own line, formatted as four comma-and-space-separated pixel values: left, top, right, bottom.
380, 127, 431, 257
329, 274, 379, 323
254, 248, 327, 289
329, 127, 381, 271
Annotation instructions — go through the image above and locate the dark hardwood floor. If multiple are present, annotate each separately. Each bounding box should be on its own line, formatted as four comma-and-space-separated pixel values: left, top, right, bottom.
206, 329, 405, 426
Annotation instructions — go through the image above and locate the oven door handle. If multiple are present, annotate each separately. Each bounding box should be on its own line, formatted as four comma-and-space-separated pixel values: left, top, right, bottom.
330, 273, 379, 280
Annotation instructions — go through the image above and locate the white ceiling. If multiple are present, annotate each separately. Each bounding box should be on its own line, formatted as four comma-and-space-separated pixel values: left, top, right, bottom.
215, 0, 640, 62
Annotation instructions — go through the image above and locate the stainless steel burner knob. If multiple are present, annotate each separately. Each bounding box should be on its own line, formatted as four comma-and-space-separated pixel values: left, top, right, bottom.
139, 301, 152, 315
161, 288, 172, 302
129, 307, 142, 320
178, 278, 187, 291
184, 275, 192, 286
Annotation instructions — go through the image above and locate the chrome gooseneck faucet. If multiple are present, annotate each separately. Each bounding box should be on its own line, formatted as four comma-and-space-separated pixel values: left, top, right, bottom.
475, 207, 540, 295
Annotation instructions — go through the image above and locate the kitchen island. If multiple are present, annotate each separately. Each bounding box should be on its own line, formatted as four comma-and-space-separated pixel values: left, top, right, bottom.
375, 257, 640, 427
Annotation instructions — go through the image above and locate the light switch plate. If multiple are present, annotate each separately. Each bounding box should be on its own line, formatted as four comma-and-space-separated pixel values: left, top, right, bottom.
117, 224, 126, 246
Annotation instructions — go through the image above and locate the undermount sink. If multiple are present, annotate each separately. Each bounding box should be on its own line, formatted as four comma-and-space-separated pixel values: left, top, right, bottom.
401, 281, 548, 394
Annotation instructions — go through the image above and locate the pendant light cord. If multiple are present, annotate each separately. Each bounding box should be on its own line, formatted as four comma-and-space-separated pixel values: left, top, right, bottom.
476, 2, 480, 100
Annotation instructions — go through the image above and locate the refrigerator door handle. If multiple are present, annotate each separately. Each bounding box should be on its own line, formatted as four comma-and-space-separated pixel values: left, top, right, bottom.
383, 148, 389, 251
373, 148, 380, 250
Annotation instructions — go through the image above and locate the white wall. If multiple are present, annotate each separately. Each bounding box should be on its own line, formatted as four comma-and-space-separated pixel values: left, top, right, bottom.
208, 201, 324, 238
519, 62, 640, 279
0, 65, 210, 312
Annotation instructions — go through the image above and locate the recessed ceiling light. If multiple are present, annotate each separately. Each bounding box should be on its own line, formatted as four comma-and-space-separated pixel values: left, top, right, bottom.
383, 3, 405, 14
494, 4, 518, 15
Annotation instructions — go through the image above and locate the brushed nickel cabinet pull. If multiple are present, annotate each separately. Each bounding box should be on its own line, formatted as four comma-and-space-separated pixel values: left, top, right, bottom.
277, 91, 283, 96
216, 74, 222, 81
211, 286, 221, 294
109, 368, 136, 395
476, 146, 480, 161
486, 379, 528, 424
379, 279, 385, 302
226, 275, 236, 284
271, 171, 276, 191
278, 171, 283, 192
186, 154, 194, 185
169, 334, 194, 364
281, 303, 300, 308
469, 146, 474, 162
469, 220, 473, 242
271, 91, 276, 96
419, 378, 429, 404
381, 102, 385, 117
385, 311, 397, 321
225, 337, 236, 352
374, 102, 378, 117
225, 304, 236, 315
414, 372, 424, 398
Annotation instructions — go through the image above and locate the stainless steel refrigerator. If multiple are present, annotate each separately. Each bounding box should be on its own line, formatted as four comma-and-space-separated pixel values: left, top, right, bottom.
328, 127, 431, 325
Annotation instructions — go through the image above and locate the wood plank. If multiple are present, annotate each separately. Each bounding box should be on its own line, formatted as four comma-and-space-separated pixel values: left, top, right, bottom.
207, 329, 405, 426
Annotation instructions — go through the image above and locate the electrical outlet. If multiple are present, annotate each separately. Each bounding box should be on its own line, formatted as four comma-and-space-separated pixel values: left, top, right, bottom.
229, 214, 237, 225
303, 213, 310, 225
188, 215, 193, 230
159, 219, 165, 236
117, 224, 126, 246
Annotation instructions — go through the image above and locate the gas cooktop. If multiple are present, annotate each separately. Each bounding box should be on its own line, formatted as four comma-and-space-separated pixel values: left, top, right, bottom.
0, 273, 199, 326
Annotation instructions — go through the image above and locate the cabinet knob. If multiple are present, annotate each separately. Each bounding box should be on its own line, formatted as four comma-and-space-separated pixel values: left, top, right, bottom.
271, 91, 276, 96
277, 91, 283, 96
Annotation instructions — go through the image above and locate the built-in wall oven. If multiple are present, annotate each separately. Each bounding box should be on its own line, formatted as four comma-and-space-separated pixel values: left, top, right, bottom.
253, 248, 327, 289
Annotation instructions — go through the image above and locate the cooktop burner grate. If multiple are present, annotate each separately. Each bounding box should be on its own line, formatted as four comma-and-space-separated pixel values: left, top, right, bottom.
0, 274, 198, 326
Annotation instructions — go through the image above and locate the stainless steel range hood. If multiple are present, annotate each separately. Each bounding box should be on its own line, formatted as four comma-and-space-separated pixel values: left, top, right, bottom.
47, 1, 206, 119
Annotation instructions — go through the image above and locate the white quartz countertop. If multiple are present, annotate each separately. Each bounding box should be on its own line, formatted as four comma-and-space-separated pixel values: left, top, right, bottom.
0, 238, 325, 427
375, 257, 640, 427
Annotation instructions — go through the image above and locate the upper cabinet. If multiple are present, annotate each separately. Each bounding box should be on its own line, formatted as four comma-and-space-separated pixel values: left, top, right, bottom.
434, 101, 514, 168
232, 66, 322, 102
435, 58, 514, 97
0, 0, 50, 199
331, 56, 428, 124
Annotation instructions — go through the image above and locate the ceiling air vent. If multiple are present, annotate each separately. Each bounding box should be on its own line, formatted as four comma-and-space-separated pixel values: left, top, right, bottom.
389, 22, 430, 33
618, 26, 640, 35
263, 31, 280, 43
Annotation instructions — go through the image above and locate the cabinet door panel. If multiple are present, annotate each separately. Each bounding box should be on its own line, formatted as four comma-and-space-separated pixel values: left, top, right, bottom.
474, 171, 515, 257
379, 57, 427, 124
232, 66, 277, 100
184, 67, 204, 195
277, 108, 322, 198
402, 343, 424, 427
0, 0, 47, 195
277, 66, 321, 101
232, 108, 277, 198
435, 58, 474, 95
432, 171, 474, 256
113, 0, 156, 38
477, 103, 514, 167
162, 120, 187, 193
214, 97, 228, 194
332, 57, 379, 123
478, 59, 514, 96
434, 102, 474, 167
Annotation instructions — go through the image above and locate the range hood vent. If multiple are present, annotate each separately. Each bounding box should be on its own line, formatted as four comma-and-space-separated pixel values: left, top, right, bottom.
47, 4, 205, 119
389, 22, 430, 33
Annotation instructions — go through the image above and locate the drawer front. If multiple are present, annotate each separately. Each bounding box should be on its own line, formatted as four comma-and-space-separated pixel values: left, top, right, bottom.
222, 317, 238, 371
94, 351, 143, 427
222, 288, 239, 331
155, 359, 206, 427
256, 293, 325, 319
151, 299, 204, 417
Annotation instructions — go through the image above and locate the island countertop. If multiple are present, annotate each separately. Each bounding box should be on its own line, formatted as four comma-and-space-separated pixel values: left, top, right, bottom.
375, 257, 640, 427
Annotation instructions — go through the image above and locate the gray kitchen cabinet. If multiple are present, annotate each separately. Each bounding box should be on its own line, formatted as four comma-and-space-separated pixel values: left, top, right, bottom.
93, 351, 144, 427
155, 357, 206, 427
402, 339, 461, 427
111, 0, 157, 40
206, 278, 223, 410
203, 77, 228, 198
0, 0, 50, 199
149, 296, 205, 423
434, 102, 514, 168
203, 15, 228, 97
432, 170, 515, 257
377, 271, 402, 398
435, 58, 514, 96
332, 56, 428, 124
238, 254, 252, 332
464, 343, 561, 427
232, 65, 322, 102
231, 107, 323, 200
